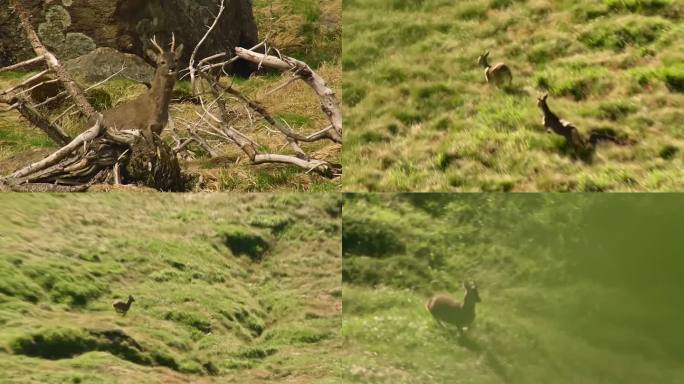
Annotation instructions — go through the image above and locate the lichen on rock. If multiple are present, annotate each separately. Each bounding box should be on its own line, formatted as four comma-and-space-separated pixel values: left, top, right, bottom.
64, 33, 97, 59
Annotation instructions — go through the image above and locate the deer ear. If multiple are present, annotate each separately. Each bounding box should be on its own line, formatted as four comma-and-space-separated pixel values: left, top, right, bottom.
146, 49, 159, 62
174, 44, 184, 61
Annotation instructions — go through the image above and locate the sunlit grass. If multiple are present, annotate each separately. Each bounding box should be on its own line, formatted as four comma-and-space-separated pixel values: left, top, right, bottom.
343, 0, 684, 191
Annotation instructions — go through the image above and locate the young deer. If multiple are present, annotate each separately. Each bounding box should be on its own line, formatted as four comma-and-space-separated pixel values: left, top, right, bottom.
536, 93, 585, 148
113, 295, 135, 316
478, 51, 512, 87
102, 34, 184, 143
426, 281, 481, 335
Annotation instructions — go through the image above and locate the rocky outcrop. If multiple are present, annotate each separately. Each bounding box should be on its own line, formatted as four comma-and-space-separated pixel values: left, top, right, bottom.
0, 0, 258, 76
65, 47, 154, 83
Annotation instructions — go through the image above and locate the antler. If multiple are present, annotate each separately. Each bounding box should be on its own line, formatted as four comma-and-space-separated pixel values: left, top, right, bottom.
150, 35, 164, 54
170, 32, 176, 52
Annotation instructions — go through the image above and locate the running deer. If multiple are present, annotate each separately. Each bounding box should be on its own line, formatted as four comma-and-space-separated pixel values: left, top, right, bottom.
102, 34, 184, 143
426, 281, 481, 335
537, 93, 585, 148
537, 93, 631, 149
113, 295, 135, 316
478, 51, 512, 87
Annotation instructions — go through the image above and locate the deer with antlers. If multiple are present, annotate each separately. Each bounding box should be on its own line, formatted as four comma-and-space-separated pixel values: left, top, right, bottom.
101, 34, 184, 143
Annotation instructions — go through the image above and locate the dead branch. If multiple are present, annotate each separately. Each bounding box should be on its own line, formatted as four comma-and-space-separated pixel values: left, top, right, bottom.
0, 55, 45, 73
6, 118, 102, 180
234, 47, 342, 141
0, 69, 49, 96
10, 0, 97, 119
11, 95, 71, 145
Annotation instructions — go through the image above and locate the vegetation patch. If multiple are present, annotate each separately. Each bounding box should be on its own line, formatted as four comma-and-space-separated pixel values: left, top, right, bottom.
219, 225, 271, 261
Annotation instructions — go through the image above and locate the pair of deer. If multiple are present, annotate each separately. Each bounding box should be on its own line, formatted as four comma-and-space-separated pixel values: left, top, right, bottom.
426, 281, 481, 336
101, 35, 184, 143
478, 51, 625, 148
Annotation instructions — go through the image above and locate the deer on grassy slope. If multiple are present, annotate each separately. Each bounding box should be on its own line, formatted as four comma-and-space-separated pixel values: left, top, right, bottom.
426, 281, 481, 335
536, 93, 584, 148
113, 295, 135, 316
537, 93, 630, 150
478, 51, 512, 87
101, 34, 184, 143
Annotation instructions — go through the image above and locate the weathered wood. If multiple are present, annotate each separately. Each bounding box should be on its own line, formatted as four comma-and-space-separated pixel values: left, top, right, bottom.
6, 118, 102, 180
10, 0, 97, 119
0, 55, 44, 73
13, 95, 72, 146
234, 47, 342, 141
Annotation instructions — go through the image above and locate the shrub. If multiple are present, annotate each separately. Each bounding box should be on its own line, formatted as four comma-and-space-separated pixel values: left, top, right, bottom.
580, 16, 670, 51
219, 226, 270, 261
660, 64, 684, 92
10, 328, 96, 359
342, 215, 406, 257
164, 311, 212, 333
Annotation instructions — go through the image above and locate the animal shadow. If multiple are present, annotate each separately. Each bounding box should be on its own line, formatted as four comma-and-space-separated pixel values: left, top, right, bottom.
456, 332, 512, 383
503, 85, 529, 97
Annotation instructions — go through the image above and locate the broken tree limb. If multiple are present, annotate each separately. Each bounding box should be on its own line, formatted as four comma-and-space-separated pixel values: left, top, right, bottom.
10, 0, 97, 119
0, 69, 49, 96
234, 47, 342, 141
221, 84, 341, 144
12, 95, 72, 146
0, 55, 44, 73
6, 117, 102, 180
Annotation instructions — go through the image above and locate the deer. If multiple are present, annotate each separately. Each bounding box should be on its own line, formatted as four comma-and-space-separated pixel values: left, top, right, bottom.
101, 34, 184, 144
537, 93, 585, 148
113, 295, 135, 316
426, 281, 481, 335
536, 93, 630, 150
478, 51, 512, 87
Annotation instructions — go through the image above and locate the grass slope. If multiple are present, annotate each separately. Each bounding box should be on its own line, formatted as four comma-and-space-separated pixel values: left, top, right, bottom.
343, 0, 684, 191
0, 193, 342, 383
341, 194, 684, 383
0, 0, 341, 192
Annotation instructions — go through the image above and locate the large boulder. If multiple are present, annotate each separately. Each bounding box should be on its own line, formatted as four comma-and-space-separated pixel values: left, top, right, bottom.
0, 0, 258, 76
66, 47, 154, 83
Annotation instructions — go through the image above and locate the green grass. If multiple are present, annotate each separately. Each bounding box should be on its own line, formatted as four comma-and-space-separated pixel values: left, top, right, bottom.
341, 193, 684, 383
0, 194, 341, 383
343, 0, 684, 191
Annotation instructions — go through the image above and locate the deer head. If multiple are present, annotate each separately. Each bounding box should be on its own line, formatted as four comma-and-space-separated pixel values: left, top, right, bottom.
536, 93, 549, 108
147, 33, 184, 80
464, 281, 481, 303
478, 51, 490, 68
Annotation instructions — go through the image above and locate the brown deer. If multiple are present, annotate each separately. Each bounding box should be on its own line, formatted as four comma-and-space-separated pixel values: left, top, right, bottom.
537, 93, 585, 148
101, 34, 184, 143
426, 281, 481, 335
478, 51, 512, 87
113, 295, 135, 316
537, 94, 631, 150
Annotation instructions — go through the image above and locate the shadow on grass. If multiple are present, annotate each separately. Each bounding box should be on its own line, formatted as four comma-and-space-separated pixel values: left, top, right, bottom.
456, 333, 512, 384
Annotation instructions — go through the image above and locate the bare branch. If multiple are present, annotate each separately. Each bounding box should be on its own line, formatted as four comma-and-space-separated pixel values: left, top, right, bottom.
5, 117, 102, 180
0, 55, 45, 73
234, 47, 342, 141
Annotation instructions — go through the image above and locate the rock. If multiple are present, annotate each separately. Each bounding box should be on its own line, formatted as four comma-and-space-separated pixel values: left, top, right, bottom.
0, 0, 258, 76
65, 47, 154, 83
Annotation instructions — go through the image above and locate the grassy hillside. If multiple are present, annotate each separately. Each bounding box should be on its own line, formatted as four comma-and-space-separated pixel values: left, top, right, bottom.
341, 194, 684, 383
343, 0, 684, 191
0, 0, 341, 192
0, 193, 342, 383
